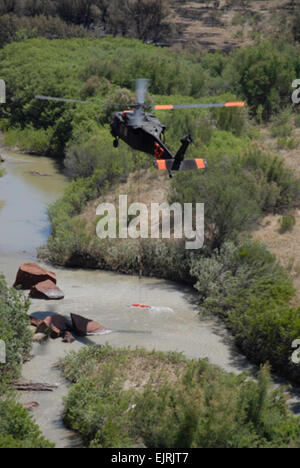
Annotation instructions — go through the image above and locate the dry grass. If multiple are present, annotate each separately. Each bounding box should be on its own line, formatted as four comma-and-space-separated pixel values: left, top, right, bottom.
79, 350, 187, 392
251, 119, 300, 302
80, 168, 171, 235
252, 211, 300, 302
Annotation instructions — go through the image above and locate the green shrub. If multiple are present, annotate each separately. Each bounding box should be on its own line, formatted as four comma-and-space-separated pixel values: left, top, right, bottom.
277, 137, 299, 150
294, 114, 300, 128
229, 42, 298, 120
232, 13, 246, 26
64, 131, 134, 180
0, 276, 31, 382
0, 399, 54, 448
190, 240, 300, 382
60, 345, 300, 448
169, 147, 300, 249
271, 124, 293, 138
279, 215, 296, 233
4, 126, 54, 155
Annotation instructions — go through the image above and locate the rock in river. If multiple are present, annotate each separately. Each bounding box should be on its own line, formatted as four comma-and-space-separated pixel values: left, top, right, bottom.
62, 331, 75, 343
14, 263, 56, 289
70, 313, 108, 336
29, 280, 64, 300
37, 314, 68, 339
29, 315, 44, 328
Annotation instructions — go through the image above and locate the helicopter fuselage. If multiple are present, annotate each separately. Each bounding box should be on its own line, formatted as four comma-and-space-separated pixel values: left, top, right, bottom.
110, 110, 173, 160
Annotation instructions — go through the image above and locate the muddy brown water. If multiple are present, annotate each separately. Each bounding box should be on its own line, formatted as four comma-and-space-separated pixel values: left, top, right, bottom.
3, 145, 295, 447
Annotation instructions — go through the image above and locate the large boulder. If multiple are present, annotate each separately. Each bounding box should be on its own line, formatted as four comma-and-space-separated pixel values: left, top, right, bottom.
29, 280, 64, 300
29, 316, 43, 328
23, 402, 39, 412
32, 333, 48, 344
37, 314, 68, 339
62, 331, 75, 344
14, 263, 56, 289
70, 313, 108, 337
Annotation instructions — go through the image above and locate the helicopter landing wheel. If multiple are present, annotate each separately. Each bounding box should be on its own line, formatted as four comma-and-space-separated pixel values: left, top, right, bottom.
113, 138, 119, 148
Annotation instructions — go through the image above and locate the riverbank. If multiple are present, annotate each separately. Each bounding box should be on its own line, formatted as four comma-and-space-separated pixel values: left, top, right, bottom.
0, 145, 256, 446
3, 251, 257, 447
1, 143, 300, 448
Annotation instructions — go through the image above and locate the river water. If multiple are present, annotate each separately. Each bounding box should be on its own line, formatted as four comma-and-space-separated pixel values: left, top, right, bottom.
0, 145, 257, 447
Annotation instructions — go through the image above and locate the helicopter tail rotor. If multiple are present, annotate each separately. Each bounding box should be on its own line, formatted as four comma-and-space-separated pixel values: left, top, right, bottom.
154, 158, 207, 172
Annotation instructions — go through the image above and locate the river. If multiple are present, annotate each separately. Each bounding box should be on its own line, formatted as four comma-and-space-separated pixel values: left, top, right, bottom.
0, 145, 262, 447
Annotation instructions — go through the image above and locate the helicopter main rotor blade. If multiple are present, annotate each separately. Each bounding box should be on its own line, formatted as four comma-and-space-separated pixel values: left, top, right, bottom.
35, 95, 103, 105
153, 102, 245, 110
136, 79, 150, 106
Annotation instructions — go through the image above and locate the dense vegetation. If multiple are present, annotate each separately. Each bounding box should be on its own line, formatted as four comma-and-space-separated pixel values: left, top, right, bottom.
0, 0, 172, 48
0, 275, 31, 383
1, 37, 300, 157
1, 4, 300, 449
0, 276, 53, 448
2, 36, 300, 384
60, 345, 300, 448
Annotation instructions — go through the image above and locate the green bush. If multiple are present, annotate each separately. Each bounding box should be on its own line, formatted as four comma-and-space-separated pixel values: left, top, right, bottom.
0, 275, 32, 382
4, 125, 54, 155
64, 131, 134, 180
190, 240, 300, 382
279, 215, 296, 233
277, 137, 299, 150
0, 399, 54, 448
229, 42, 298, 120
169, 148, 300, 249
60, 345, 300, 448
0, 13, 88, 48
271, 124, 293, 138
294, 114, 300, 128
0, 276, 53, 448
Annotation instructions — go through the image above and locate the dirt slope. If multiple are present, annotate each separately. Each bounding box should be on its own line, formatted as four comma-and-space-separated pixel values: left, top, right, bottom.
170, 0, 294, 51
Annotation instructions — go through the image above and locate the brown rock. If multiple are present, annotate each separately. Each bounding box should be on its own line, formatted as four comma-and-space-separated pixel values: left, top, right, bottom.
70, 313, 108, 337
29, 316, 43, 328
14, 263, 56, 289
62, 331, 75, 343
30, 280, 64, 300
32, 333, 48, 344
37, 314, 68, 339
23, 402, 39, 412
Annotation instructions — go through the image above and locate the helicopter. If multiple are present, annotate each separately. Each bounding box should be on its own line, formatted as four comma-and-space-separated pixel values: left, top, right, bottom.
36, 78, 244, 177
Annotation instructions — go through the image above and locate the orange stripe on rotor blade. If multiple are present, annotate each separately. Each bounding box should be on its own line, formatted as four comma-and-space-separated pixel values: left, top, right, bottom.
154, 105, 174, 110
195, 159, 206, 169
225, 102, 245, 108
156, 160, 167, 170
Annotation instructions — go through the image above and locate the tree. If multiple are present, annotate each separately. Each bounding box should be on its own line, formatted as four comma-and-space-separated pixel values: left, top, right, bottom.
106, 0, 172, 42
55, 0, 95, 27
0, 0, 18, 15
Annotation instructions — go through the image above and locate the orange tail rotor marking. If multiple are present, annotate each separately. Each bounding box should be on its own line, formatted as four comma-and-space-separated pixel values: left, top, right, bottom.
225, 102, 245, 108
154, 105, 174, 110
195, 159, 206, 169
156, 160, 167, 171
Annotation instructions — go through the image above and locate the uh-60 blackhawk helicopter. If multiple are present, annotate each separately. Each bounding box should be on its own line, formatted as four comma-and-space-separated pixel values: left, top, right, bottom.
36, 78, 244, 178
